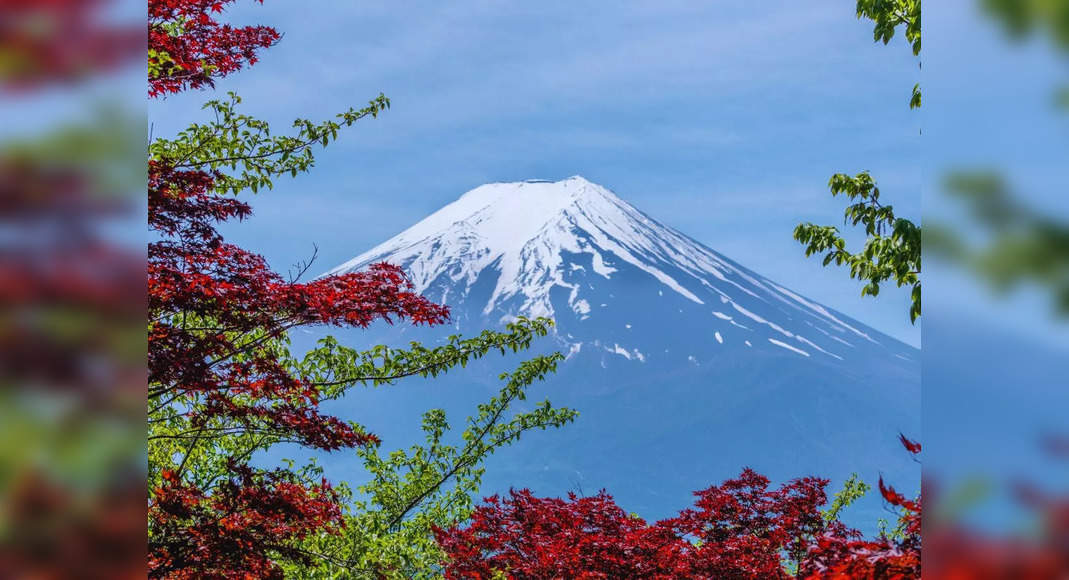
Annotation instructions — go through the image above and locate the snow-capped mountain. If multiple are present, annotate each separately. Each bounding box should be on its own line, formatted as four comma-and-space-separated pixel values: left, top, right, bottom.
322, 176, 919, 532
326, 176, 909, 365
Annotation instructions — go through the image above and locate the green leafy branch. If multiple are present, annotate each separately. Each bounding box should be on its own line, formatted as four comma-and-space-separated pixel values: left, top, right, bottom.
856, 0, 922, 109
296, 317, 557, 398
794, 171, 922, 322
149, 91, 390, 194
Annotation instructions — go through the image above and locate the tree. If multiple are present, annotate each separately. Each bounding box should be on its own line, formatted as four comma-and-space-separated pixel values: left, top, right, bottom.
147, 2, 575, 577
435, 438, 923, 580
434, 468, 846, 579
793, 0, 922, 323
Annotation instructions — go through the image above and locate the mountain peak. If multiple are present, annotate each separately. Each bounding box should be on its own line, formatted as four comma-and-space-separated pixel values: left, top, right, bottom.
456, 175, 619, 210
326, 178, 905, 362
324, 177, 664, 313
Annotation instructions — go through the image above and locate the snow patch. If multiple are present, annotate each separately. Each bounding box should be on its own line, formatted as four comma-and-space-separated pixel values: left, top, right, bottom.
795, 336, 842, 360
768, 338, 810, 357
730, 301, 794, 339
829, 335, 854, 348
768, 282, 878, 344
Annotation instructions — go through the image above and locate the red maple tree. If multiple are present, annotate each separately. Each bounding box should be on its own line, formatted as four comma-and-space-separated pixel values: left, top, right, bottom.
434, 470, 844, 579
147, 2, 449, 577
436, 438, 923, 579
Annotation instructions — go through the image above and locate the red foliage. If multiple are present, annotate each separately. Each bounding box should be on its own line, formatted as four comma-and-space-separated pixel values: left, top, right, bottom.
435, 489, 688, 579
669, 469, 846, 579
148, 0, 281, 96
435, 469, 856, 579
149, 465, 343, 579
147, 161, 448, 453
801, 436, 922, 579
899, 433, 922, 455
437, 441, 925, 580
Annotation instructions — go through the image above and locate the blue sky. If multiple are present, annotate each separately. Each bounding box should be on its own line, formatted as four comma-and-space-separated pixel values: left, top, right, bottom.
148, 1, 922, 346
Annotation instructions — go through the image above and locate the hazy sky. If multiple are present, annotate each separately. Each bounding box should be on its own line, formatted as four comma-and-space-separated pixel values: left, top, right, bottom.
149, 1, 922, 346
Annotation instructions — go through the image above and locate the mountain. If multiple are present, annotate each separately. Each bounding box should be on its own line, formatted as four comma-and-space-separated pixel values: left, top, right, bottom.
322, 176, 920, 530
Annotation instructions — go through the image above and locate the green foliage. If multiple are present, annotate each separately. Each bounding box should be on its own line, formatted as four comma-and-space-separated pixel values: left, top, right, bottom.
981, 0, 1069, 51
857, 0, 922, 56
795, 2, 923, 325
285, 350, 577, 578
929, 172, 1069, 314
856, 0, 922, 109
784, 473, 870, 575
293, 317, 560, 399
822, 473, 871, 523
794, 172, 922, 322
148, 91, 390, 194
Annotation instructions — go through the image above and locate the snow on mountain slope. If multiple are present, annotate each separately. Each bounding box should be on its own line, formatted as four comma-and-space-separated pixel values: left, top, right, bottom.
326, 176, 904, 363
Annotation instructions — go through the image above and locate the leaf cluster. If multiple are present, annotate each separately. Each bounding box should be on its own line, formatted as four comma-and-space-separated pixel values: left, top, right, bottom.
856, 0, 922, 108
149, 91, 390, 194
795, 172, 922, 322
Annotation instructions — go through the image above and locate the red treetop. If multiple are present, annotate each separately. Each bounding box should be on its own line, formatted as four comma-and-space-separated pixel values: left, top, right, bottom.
437, 439, 924, 579
149, 0, 281, 96
435, 469, 853, 580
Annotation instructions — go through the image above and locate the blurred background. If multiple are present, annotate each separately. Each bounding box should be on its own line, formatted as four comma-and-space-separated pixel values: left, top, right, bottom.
925, 0, 1069, 576
0, 0, 145, 576
0, 0, 1067, 577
